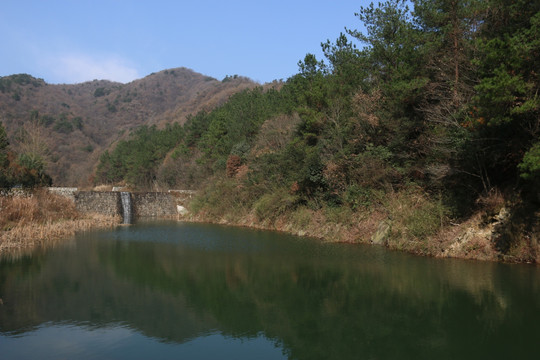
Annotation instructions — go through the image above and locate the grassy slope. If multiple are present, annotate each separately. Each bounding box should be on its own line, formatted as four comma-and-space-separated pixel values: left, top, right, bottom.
186, 180, 540, 264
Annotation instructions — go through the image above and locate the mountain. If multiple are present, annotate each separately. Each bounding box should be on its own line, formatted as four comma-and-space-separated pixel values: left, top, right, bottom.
0, 69, 257, 185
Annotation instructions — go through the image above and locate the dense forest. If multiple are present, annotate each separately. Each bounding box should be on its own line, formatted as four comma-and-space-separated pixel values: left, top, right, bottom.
95, 0, 540, 262
0, 121, 52, 189
3, 0, 539, 262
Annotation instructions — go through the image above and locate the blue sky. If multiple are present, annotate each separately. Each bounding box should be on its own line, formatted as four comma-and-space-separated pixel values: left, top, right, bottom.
1, 0, 369, 84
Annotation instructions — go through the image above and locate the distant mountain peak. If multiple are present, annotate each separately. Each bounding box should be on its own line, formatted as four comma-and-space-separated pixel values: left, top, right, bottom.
0, 68, 257, 186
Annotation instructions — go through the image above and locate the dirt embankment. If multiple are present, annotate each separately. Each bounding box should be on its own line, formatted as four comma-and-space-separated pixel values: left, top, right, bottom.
184, 190, 539, 265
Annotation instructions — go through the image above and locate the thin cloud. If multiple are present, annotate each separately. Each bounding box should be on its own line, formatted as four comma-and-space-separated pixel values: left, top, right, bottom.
49, 54, 140, 84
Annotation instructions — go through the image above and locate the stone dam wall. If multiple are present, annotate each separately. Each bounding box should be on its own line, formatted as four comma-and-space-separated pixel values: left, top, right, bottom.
74, 191, 121, 216
131, 192, 176, 218
72, 191, 185, 220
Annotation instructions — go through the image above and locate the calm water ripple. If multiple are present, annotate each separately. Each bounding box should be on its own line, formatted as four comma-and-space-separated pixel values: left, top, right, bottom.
1, 221, 539, 359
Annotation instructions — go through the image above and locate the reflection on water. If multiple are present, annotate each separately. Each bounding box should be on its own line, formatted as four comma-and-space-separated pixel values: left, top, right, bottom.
0, 221, 539, 359
0, 323, 285, 360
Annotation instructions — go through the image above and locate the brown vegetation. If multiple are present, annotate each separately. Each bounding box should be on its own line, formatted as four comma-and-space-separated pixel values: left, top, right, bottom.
225, 155, 242, 177
0, 69, 257, 186
186, 182, 539, 264
251, 113, 302, 156
0, 190, 119, 257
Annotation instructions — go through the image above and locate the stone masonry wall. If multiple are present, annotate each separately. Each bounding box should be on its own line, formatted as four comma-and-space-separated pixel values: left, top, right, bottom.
73, 191, 178, 219
48, 187, 78, 201
74, 191, 121, 216
132, 192, 177, 217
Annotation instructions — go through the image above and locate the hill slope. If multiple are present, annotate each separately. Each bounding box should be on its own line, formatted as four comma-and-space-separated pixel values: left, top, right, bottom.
0, 69, 256, 185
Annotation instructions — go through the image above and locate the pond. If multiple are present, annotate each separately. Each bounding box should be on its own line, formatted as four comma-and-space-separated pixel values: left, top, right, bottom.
0, 221, 539, 359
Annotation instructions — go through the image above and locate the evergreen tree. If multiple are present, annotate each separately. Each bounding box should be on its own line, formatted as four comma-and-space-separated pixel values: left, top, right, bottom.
0, 122, 9, 187
468, 0, 540, 187
0, 122, 8, 167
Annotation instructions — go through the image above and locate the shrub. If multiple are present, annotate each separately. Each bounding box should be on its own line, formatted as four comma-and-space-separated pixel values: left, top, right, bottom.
404, 199, 448, 240
226, 155, 242, 177
290, 206, 313, 228
39, 115, 55, 127
253, 188, 299, 222
0, 189, 78, 229
324, 205, 354, 225
344, 185, 373, 210
53, 118, 74, 133
190, 178, 252, 219
384, 188, 450, 252
94, 87, 109, 97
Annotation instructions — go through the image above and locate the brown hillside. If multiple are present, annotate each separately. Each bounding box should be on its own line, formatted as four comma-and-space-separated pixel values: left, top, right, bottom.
0, 69, 257, 186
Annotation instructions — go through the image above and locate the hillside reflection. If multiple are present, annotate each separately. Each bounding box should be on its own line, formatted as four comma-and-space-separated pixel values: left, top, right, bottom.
1, 222, 539, 359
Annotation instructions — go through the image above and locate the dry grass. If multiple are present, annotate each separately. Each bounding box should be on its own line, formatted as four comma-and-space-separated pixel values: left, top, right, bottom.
187, 185, 537, 264
0, 190, 119, 257
92, 184, 113, 192
1, 189, 77, 226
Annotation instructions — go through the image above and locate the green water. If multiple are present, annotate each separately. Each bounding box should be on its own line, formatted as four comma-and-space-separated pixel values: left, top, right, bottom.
0, 221, 538, 359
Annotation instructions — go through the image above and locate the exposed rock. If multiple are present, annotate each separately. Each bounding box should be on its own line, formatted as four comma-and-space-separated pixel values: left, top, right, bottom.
371, 220, 392, 245
177, 205, 189, 216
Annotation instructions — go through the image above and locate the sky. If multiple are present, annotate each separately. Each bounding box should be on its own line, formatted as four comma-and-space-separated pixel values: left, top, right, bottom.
1, 0, 369, 84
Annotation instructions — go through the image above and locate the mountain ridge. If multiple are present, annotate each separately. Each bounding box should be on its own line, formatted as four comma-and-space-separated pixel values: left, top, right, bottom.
0, 68, 258, 185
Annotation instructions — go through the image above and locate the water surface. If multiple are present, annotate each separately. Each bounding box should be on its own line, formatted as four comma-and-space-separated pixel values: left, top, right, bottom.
0, 221, 539, 359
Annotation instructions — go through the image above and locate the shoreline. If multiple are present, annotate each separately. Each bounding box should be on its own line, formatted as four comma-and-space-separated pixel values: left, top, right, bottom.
182, 208, 539, 265
0, 214, 120, 259
0, 190, 121, 259
1, 190, 537, 265
1, 212, 537, 265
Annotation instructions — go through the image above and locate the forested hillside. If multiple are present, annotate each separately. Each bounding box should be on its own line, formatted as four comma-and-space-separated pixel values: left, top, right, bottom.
1, 0, 538, 262
95, 0, 540, 262
0, 69, 256, 185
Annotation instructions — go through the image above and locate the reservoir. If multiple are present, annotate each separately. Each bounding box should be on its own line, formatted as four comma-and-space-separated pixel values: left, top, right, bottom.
0, 221, 539, 359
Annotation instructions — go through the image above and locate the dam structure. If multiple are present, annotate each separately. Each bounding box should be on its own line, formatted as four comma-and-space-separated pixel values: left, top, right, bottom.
49, 188, 195, 222
120, 192, 133, 224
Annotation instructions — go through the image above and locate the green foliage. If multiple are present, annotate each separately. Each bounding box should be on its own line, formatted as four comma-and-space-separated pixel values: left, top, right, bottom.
230, 141, 250, 160
189, 178, 254, 219
106, 102, 117, 113
0, 122, 52, 188
0, 122, 8, 160
39, 115, 55, 127
404, 199, 448, 240
72, 117, 83, 130
462, 1, 540, 187
222, 74, 239, 82
14, 153, 52, 188
344, 185, 374, 210
53, 117, 74, 134
324, 205, 354, 226
17, 153, 45, 173
93, 87, 110, 97
519, 142, 540, 180
51, 114, 83, 133
95, 123, 183, 187
349, 0, 425, 97
254, 188, 299, 222
8, 73, 43, 86
0, 74, 43, 93
0, 123, 9, 187
288, 54, 329, 110
290, 206, 314, 228
184, 87, 295, 164
81, 144, 94, 153
88, 0, 540, 234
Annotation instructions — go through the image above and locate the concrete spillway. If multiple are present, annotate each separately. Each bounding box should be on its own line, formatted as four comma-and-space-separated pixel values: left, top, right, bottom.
120, 192, 133, 224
